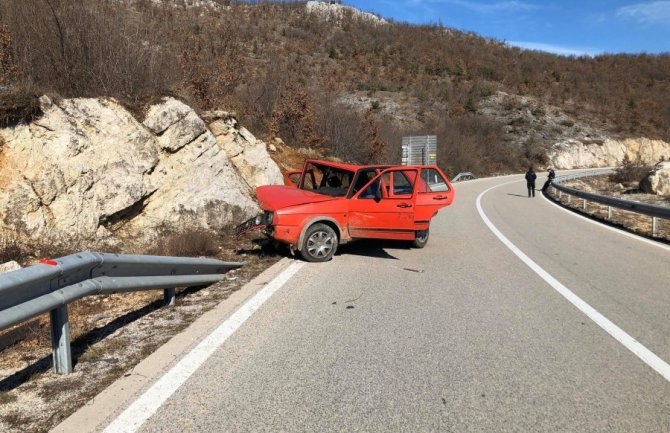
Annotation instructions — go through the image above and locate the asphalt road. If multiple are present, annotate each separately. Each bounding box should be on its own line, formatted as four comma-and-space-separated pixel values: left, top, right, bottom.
107, 173, 670, 432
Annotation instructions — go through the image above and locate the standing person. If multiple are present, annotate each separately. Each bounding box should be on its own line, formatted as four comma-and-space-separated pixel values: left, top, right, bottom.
525, 166, 537, 197
541, 167, 556, 192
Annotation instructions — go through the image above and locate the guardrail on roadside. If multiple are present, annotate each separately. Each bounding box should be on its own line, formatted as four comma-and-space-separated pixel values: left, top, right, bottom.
0, 252, 243, 374
452, 172, 477, 182
550, 169, 670, 236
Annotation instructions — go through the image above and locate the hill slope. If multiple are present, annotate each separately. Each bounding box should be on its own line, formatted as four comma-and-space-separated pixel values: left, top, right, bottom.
1, 0, 669, 175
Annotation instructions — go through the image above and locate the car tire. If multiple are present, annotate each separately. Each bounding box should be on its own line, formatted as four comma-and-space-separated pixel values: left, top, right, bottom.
300, 223, 338, 262
412, 228, 429, 248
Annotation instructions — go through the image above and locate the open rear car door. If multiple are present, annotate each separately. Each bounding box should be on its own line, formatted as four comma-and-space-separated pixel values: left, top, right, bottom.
414, 166, 454, 230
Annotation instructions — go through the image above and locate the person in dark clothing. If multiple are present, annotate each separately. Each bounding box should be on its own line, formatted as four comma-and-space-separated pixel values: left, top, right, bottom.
541, 168, 556, 192
525, 167, 537, 197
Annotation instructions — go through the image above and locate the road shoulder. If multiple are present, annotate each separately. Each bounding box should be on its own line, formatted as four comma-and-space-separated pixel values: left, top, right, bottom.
51, 257, 298, 433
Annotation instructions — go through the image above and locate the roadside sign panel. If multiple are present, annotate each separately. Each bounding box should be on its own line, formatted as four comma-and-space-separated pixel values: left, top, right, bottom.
402, 135, 437, 166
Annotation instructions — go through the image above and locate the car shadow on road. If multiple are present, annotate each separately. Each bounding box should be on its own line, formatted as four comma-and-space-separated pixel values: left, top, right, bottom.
337, 239, 412, 260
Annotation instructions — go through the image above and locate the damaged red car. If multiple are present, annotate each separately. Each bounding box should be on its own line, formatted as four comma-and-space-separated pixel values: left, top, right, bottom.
236, 159, 454, 262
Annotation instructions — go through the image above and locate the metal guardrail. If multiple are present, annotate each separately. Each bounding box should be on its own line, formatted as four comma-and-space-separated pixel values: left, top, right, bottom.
0, 252, 243, 374
550, 169, 670, 236
452, 172, 477, 182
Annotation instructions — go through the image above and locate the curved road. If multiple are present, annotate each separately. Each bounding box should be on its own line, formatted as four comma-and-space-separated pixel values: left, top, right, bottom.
72, 173, 670, 432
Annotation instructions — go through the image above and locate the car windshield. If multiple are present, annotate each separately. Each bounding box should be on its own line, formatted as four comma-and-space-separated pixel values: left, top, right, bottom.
299, 162, 354, 197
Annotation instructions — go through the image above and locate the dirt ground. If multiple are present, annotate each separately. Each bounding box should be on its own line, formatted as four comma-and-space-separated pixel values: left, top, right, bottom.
547, 176, 670, 242
0, 232, 282, 433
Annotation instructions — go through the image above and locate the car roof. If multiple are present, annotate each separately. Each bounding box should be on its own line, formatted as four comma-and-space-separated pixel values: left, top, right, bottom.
306, 159, 394, 172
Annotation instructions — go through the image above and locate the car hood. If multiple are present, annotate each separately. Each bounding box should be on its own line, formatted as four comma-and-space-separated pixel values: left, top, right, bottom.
256, 185, 336, 211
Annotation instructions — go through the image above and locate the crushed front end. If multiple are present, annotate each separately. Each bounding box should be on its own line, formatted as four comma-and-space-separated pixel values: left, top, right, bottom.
234, 211, 275, 236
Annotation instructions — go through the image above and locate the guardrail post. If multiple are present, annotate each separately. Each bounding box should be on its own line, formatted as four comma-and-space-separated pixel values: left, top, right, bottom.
583, 199, 587, 210
164, 288, 176, 306
50, 305, 73, 374
559, 190, 562, 199
652, 217, 658, 237
608, 206, 613, 220
567, 194, 571, 204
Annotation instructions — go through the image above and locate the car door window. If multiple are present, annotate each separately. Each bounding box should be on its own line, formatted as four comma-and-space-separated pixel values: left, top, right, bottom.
359, 177, 381, 199
358, 169, 417, 199
301, 169, 319, 191
351, 169, 377, 196
419, 168, 450, 193
392, 171, 413, 198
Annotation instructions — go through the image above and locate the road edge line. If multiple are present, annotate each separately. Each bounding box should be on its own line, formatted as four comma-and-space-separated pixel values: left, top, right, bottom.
477, 181, 670, 383
100, 260, 305, 433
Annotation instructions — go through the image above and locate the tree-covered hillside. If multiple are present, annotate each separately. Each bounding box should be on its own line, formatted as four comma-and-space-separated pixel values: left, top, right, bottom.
1, 1, 668, 174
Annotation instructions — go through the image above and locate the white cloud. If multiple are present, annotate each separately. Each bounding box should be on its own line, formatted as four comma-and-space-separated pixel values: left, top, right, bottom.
616, 1, 670, 24
508, 41, 602, 57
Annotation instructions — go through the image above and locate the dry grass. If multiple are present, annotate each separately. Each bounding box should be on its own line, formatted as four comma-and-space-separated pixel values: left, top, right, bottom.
0, 228, 282, 433
147, 226, 220, 257
547, 176, 670, 242
1, 1, 669, 175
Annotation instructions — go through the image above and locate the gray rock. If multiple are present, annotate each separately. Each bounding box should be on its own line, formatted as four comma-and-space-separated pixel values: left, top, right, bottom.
0, 261, 22, 274
204, 111, 283, 190
640, 162, 670, 196
0, 97, 263, 245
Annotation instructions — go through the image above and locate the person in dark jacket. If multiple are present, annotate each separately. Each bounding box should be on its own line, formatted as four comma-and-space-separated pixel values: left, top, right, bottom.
541, 168, 556, 192
525, 167, 537, 197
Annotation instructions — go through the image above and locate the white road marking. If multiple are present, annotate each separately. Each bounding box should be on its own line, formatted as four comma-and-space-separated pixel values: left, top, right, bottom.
103, 261, 305, 433
477, 181, 670, 382
540, 186, 670, 252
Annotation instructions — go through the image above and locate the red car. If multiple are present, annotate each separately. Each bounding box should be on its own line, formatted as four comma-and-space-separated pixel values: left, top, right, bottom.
236, 159, 455, 262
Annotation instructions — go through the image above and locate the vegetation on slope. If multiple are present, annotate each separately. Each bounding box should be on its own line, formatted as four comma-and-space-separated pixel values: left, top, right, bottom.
1, 0, 669, 175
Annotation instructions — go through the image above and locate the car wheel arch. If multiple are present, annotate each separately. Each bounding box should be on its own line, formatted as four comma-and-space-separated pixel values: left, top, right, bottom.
296, 217, 342, 251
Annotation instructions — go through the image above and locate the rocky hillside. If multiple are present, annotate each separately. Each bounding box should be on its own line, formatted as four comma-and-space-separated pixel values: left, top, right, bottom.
476, 92, 670, 169
1, 1, 669, 176
0, 96, 282, 246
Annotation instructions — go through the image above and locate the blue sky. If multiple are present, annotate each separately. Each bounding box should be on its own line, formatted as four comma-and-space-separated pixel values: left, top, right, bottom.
345, 0, 670, 56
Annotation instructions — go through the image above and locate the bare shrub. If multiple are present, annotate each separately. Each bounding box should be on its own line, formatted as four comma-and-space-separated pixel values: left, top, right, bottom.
0, 0, 668, 173
362, 110, 388, 164
0, 232, 27, 263
0, 0, 177, 102
522, 134, 549, 167
0, 93, 42, 128
610, 155, 651, 184
314, 97, 368, 162
0, 23, 17, 86
147, 225, 220, 257
434, 114, 521, 176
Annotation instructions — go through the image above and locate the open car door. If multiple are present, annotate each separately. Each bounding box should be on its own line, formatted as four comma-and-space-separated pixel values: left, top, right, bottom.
414, 166, 454, 230
348, 167, 419, 240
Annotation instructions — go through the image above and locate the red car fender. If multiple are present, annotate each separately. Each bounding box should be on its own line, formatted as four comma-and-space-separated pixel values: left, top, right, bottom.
296, 216, 345, 251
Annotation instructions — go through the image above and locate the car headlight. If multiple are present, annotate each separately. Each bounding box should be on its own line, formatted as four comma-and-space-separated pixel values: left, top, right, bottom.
264, 211, 274, 225
255, 215, 263, 225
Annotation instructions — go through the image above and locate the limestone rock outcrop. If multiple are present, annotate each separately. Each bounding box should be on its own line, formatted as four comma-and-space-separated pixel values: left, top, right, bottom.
549, 138, 670, 170
478, 91, 670, 170
305, 1, 386, 24
640, 162, 670, 196
203, 111, 283, 190
0, 96, 280, 245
